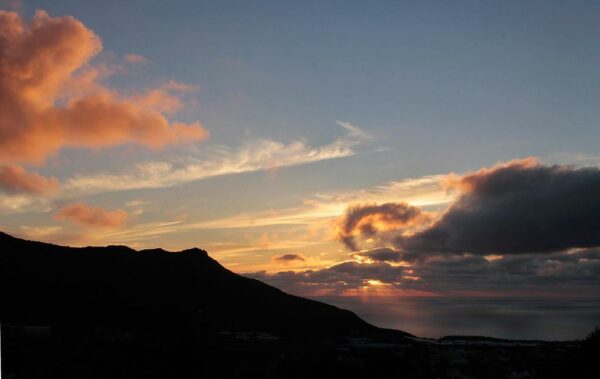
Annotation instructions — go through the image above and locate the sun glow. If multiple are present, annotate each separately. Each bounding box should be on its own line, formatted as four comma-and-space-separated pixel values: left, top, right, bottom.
366, 279, 386, 286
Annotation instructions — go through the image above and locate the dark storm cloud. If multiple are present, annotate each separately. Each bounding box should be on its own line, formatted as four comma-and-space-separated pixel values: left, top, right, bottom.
400, 159, 600, 256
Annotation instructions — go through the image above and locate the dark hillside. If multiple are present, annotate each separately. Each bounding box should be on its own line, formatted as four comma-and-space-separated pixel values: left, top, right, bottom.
0, 231, 394, 338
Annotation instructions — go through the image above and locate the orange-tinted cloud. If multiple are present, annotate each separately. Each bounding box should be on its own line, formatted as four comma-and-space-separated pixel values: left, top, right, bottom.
0, 10, 208, 164
132, 88, 184, 114
124, 53, 149, 64
441, 157, 539, 193
337, 202, 430, 251
54, 202, 128, 228
0, 165, 58, 195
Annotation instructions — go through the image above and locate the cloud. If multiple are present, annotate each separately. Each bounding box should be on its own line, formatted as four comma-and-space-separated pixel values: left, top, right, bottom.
0, 10, 207, 165
312, 174, 451, 208
124, 53, 149, 64
46, 170, 447, 249
133, 173, 449, 238
400, 158, 600, 256
249, 248, 600, 297
246, 158, 600, 297
352, 247, 404, 263
412, 249, 600, 294
0, 165, 58, 195
248, 260, 408, 296
63, 122, 371, 195
54, 202, 128, 228
337, 202, 430, 251
0, 193, 51, 213
0, 122, 374, 213
335, 121, 375, 143
130, 81, 198, 114
16, 225, 89, 246
273, 254, 305, 263
130, 89, 184, 114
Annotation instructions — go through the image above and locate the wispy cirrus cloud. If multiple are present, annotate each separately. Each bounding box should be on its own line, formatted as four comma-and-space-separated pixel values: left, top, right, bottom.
0, 122, 374, 214
0, 193, 52, 214
190, 174, 450, 231
14, 173, 440, 247
6, 167, 448, 252
63, 121, 373, 195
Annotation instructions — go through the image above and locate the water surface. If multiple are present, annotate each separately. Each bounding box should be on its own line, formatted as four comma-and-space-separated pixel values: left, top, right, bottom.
317, 296, 600, 340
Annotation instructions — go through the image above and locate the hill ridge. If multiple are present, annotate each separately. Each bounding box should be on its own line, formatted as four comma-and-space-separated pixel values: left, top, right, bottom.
0, 231, 406, 338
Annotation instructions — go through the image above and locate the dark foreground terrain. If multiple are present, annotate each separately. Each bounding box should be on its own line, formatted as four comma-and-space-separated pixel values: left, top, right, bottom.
1, 232, 598, 378
3, 325, 599, 378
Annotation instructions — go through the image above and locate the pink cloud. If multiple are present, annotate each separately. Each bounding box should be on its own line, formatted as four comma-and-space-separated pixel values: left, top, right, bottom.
0, 10, 208, 165
0, 165, 59, 195
54, 202, 128, 228
124, 53, 149, 64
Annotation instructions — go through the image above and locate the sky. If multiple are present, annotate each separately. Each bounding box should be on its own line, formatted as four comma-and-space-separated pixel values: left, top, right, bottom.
1, 0, 599, 338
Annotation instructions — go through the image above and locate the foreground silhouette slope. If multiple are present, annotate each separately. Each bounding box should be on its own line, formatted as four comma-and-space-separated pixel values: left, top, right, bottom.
0, 231, 401, 337
2, 231, 598, 378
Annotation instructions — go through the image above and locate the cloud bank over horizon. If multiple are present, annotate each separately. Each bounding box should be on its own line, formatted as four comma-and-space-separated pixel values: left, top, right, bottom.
252, 158, 600, 297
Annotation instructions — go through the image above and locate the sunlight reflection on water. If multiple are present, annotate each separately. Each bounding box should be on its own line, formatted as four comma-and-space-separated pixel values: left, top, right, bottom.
316, 296, 600, 340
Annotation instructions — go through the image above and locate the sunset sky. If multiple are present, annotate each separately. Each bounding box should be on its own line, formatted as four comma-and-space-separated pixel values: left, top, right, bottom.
1, 1, 600, 337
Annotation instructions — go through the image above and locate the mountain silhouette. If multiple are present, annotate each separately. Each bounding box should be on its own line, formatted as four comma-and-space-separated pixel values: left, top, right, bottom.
0, 231, 403, 338
2, 231, 597, 378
